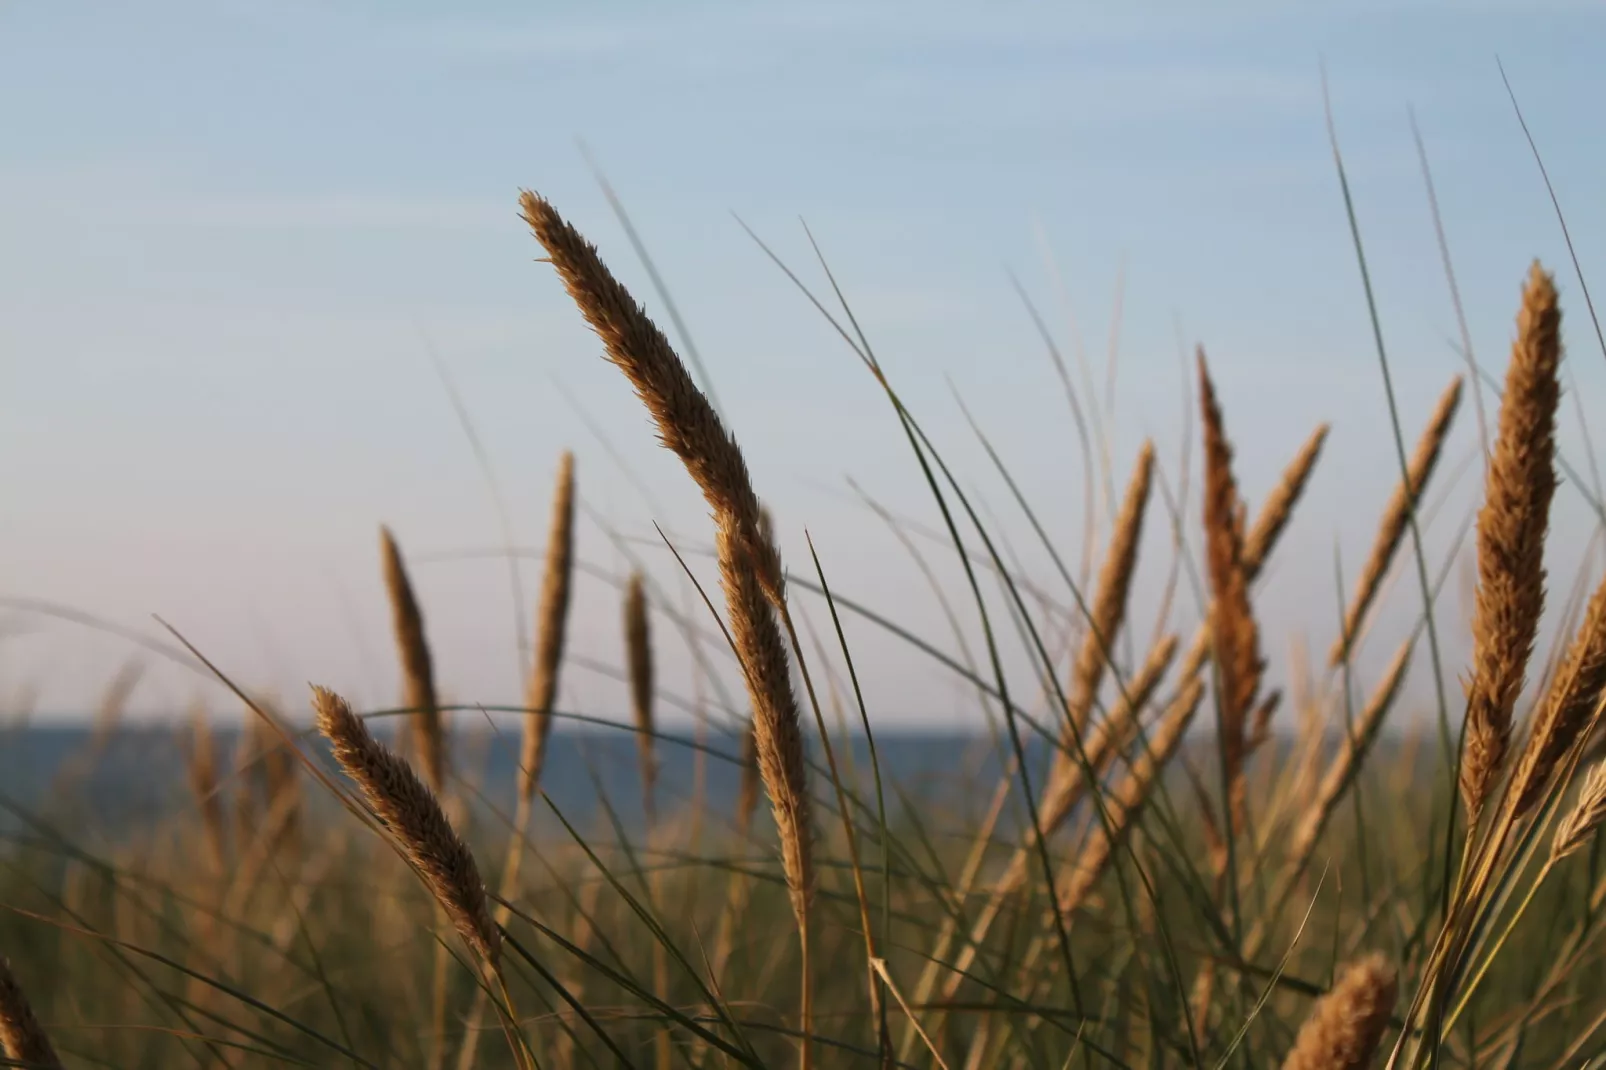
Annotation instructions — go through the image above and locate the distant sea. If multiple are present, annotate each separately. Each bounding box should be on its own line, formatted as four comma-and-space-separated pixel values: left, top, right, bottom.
0, 723, 1429, 841
0, 723, 1025, 839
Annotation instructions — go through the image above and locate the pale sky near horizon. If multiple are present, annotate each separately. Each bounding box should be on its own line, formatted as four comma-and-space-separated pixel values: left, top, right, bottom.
2, 2, 1603, 736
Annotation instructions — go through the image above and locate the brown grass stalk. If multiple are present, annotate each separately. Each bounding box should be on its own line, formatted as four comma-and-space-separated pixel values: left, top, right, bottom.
1280, 952, 1397, 1070
1040, 631, 1180, 839
522, 189, 815, 1065
1054, 676, 1205, 917
311, 686, 500, 969
1172, 422, 1330, 696
1198, 350, 1265, 830
1063, 440, 1155, 736
1329, 376, 1463, 666
1290, 635, 1414, 864
1552, 759, 1606, 862
624, 571, 671, 1070
380, 525, 446, 793
520, 450, 577, 806
1243, 423, 1331, 580
935, 632, 1180, 1005
1509, 572, 1606, 818
625, 571, 658, 821
1460, 262, 1562, 823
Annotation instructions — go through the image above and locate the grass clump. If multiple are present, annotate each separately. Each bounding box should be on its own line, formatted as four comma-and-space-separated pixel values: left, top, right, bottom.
3, 180, 1605, 1070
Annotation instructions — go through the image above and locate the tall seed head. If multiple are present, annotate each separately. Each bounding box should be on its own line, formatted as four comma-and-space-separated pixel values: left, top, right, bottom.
1461, 262, 1562, 822
312, 686, 500, 967
521, 450, 577, 804
625, 571, 657, 820
380, 525, 445, 792
1281, 953, 1397, 1070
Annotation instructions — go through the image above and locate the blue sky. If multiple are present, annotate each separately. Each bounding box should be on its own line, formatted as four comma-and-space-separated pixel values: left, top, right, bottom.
2, 2, 1603, 730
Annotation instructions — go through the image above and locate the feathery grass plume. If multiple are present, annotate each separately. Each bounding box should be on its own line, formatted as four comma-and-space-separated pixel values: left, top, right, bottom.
625, 571, 658, 820
523, 190, 816, 1065
1175, 422, 1331, 692
520, 450, 576, 804
380, 525, 445, 792
1064, 440, 1155, 736
1330, 376, 1463, 667
1197, 350, 1265, 827
714, 516, 814, 922
186, 704, 228, 873
1509, 574, 1606, 818
1290, 635, 1413, 861
1055, 676, 1204, 917
1040, 631, 1179, 836
1461, 262, 1562, 822
1552, 759, 1606, 861
1281, 952, 1397, 1070
521, 189, 813, 922
311, 686, 500, 967
0, 956, 60, 1070
519, 192, 782, 603
1243, 422, 1331, 579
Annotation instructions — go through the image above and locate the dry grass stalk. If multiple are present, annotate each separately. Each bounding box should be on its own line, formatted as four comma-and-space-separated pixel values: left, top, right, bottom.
186, 705, 228, 873
1330, 376, 1463, 666
0, 956, 60, 1070
311, 686, 499, 968
1197, 350, 1265, 829
380, 526, 445, 793
934, 633, 1181, 1004
1055, 676, 1204, 917
714, 516, 814, 924
1509, 573, 1606, 818
522, 189, 813, 924
1552, 759, 1606, 862
520, 450, 577, 805
519, 192, 781, 602
1290, 635, 1414, 862
625, 571, 658, 820
624, 571, 670, 1070
1039, 631, 1179, 836
1064, 440, 1156, 736
1176, 422, 1330, 690
1280, 952, 1397, 1070
1244, 423, 1331, 580
1461, 262, 1562, 823
523, 189, 814, 1064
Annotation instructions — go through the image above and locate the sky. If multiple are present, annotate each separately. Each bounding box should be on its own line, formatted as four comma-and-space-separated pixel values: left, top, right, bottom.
2, 1, 1603, 736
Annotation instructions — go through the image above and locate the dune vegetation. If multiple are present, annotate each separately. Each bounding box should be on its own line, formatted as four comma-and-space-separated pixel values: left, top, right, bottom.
3, 156, 1606, 1070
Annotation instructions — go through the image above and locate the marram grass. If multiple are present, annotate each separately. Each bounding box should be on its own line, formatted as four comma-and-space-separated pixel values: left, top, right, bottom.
3, 191, 1605, 1070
